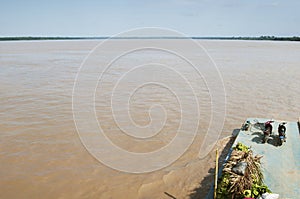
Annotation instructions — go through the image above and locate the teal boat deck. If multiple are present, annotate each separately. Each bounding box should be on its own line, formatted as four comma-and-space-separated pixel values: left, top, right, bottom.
233, 118, 300, 198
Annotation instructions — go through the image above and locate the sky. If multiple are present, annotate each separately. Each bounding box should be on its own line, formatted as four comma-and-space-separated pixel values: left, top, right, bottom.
0, 0, 299, 37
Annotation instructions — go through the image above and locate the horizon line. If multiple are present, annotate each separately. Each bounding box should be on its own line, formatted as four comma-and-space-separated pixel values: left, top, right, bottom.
0, 36, 300, 41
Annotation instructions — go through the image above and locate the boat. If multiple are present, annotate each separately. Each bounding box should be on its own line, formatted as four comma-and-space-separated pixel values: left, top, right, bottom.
206, 117, 300, 199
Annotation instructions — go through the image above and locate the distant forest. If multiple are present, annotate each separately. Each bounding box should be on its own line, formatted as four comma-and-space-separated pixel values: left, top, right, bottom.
204, 36, 300, 41
0, 36, 300, 41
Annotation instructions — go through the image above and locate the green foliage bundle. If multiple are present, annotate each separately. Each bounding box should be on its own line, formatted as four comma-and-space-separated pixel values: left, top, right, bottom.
216, 143, 271, 199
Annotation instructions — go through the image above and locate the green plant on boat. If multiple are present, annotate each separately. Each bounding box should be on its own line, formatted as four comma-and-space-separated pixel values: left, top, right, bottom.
234, 142, 250, 152
216, 143, 271, 199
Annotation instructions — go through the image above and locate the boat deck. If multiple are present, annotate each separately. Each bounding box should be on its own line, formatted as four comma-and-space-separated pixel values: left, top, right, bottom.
232, 118, 300, 198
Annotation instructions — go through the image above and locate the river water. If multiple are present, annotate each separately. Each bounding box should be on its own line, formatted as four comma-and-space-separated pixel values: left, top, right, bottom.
1, 40, 299, 198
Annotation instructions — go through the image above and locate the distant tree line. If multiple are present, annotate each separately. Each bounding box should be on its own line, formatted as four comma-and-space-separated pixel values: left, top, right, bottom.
191, 36, 300, 41
226, 36, 300, 41
0, 36, 299, 41
0, 36, 86, 41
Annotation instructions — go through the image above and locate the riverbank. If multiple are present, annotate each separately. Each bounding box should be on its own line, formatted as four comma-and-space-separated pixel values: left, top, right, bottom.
1, 36, 300, 41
